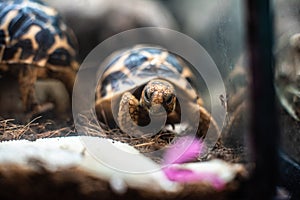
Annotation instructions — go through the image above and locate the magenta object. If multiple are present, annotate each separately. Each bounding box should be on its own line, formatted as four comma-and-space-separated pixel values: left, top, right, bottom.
162, 136, 225, 190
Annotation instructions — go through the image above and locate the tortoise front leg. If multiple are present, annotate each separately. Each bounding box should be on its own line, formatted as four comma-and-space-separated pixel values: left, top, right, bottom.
18, 65, 38, 113
19, 65, 71, 121
197, 105, 220, 139
18, 65, 53, 122
188, 98, 220, 140
118, 92, 149, 136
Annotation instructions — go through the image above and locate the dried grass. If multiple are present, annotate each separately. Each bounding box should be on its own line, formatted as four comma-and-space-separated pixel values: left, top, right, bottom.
0, 116, 75, 141
0, 110, 245, 163
75, 111, 177, 161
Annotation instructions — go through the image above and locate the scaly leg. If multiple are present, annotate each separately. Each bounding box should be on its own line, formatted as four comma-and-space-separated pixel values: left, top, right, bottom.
196, 99, 220, 141
198, 106, 220, 138
118, 92, 149, 136
19, 66, 70, 120
18, 65, 38, 113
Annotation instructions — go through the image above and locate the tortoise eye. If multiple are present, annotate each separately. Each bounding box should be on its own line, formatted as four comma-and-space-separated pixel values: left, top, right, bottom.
144, 90, 151, 103
165, 95, 173, 105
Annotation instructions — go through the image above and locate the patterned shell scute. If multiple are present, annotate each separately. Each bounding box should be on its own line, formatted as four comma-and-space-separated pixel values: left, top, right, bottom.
0, 0, 78, 69
99, 46, 195, 99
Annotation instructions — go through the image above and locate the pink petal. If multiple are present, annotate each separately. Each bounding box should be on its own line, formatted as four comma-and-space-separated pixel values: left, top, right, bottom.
163, 167, 196, 182
163, 166, 226, 190
163, 136, 204, 165
162, 136, 225, 190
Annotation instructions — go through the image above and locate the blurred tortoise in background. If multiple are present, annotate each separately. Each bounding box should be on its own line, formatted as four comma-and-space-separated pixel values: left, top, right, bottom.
95, 46, 220, 138
0, 0, 79, 121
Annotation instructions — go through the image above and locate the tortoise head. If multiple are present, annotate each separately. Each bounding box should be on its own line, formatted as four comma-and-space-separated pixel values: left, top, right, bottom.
140, 79, 176, 115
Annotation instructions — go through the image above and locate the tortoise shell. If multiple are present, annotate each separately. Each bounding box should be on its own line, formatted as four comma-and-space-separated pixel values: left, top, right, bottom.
95, 46, 205, 131
0, 0, 78, 68
0, 0, 79, 91
97, 46, 199, 101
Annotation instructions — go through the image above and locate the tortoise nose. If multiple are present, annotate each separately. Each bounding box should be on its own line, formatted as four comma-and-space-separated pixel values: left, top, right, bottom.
149, 104, 166, 116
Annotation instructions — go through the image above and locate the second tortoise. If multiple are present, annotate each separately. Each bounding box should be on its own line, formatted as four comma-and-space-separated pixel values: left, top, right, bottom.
0, 0, 79, 120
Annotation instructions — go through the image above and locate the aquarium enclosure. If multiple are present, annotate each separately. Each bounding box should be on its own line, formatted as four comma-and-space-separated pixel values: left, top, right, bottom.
1, 0, 300, 199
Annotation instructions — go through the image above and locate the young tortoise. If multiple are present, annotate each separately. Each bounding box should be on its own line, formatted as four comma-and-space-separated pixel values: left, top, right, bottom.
0, 0, 78, 119
96, 46, 220, 138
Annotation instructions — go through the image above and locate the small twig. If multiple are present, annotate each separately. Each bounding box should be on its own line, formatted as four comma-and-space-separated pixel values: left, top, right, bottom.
134, 141, 156, 148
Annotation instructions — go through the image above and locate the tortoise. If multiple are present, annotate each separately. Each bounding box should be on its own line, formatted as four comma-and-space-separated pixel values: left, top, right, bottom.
0, 0, 78, 120
95, 46, 220, 138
